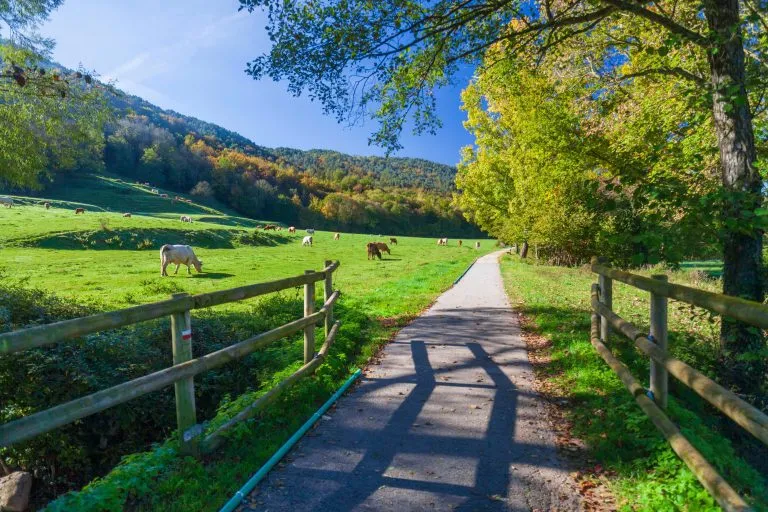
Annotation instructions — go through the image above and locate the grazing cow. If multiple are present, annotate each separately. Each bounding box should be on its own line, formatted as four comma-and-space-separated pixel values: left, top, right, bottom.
437, 237, 447, 246
366, 242, 382, 260
44, 202, 50, 210
0, 196, 13, 208
306, 228, 315, 235
75, 208, 85, 215
263, 224, 277, 231
389, 237, 397, 245
151, 188, 158, 194
160, 193, 169, 199
334, 233, 340, 240
160, 244, 203, 276
475, 242, 481, 249
375, 242, 391, 255
288, 226, 296, 233
302, 235, 313, 246
458, 240, 463, 247
123, 213, 132, 218
180, 215, 193, 223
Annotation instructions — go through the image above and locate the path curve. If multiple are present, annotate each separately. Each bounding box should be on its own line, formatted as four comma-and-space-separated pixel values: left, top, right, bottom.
240, 252, 580, 511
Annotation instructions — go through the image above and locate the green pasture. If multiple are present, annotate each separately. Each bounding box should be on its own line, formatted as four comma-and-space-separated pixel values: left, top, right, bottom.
0, 173, 494, 511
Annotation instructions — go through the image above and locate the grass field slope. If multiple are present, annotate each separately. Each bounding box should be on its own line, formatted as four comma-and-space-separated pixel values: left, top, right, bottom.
0, 173, 492, 510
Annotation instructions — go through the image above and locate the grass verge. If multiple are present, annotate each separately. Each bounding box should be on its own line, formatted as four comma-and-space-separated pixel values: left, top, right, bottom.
499, 255, 767, 511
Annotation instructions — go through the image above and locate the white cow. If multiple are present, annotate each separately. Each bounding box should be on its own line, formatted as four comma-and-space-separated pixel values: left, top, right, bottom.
180, 215, 193, 223
0, 196, 13, 208
475, 242, 481, 249
302, 236, 313, 246
160, 244, 203, 276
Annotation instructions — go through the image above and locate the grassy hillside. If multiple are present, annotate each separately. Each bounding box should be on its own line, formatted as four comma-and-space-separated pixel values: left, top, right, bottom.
0, 174, 493, 510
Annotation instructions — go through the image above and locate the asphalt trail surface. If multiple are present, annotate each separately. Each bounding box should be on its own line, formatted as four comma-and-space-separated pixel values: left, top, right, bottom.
240, 252, 580, 511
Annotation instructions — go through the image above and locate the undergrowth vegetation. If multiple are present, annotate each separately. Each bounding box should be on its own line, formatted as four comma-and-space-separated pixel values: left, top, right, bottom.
500, 256, 767, 511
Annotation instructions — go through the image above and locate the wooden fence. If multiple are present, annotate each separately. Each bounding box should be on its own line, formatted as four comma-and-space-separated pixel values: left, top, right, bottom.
0, 260, 341, 456
590, 257, 768, 512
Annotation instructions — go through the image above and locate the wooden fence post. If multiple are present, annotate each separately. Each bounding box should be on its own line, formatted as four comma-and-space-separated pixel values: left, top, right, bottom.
650, 274, 669, 409
597, 257, 613, 342
324, 260, 334, 338
304, 271, 316, 364
170, 293, 199, 456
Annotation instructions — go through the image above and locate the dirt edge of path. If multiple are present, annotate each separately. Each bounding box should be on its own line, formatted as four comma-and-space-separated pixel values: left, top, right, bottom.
515, 309, 619, 512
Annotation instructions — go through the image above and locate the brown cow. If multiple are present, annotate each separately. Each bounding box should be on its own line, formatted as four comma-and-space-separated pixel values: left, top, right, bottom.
367, 242, 382, 260
375, 242, 391, 255
334, 233, 340, 240
458, 240, 463, 247
389, 237, 397, 245
263, 224, 277, 231
75, 208, 85, 214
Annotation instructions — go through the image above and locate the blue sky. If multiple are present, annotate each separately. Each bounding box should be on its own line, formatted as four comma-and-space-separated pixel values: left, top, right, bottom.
42, 0, 475, 166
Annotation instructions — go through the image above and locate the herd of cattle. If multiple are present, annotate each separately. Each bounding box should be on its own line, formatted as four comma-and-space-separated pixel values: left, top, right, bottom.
2, 194, 481, 277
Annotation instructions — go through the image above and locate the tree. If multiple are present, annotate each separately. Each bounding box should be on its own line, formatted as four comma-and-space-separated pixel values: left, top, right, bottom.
0, 1, 111, 189
241, 0, 768, 394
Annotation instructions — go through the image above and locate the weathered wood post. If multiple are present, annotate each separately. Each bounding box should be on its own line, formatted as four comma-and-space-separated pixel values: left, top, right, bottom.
170, 293, 198, 456
596, 257, 613, 342
650, 274, 669, 409
323, 260, 334, 338
304, 270, 316, 364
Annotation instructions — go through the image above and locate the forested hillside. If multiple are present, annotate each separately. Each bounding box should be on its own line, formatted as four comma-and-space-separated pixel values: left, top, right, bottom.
1, 68, 479, 237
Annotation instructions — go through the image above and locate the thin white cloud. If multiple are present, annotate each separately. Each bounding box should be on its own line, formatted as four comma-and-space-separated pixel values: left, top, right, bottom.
103, 10, 248, 86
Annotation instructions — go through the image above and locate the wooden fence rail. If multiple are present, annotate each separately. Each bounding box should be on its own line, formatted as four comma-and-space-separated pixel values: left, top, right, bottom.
0, 261, 341, 457
590, 257, 768, 512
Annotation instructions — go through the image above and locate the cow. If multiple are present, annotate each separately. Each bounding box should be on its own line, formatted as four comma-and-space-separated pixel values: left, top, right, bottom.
44, 202, 50, 210
458, 240, 463, 247
375, 242, 391, 255
437, 237, 447, 246
263, 224, 277, 231
367, 242, 382, 260
160, 193, 169, 199
151, 188, 158, 194
288, 226, 296, 233
389, 237, 398, 245
306, 228, 315, 235
475, 242, 481, 249
75, 208, 85, 215
123, 213, 132, 218
160, 244, 203, 276
302, 235, 313, 246
334, 233, 340, 240
0, 196, 13, 208
180, 215, 192, 223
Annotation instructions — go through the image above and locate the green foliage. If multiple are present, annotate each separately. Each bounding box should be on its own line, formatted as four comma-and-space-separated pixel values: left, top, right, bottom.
0, 44, 111, 189
499, 257, 767, 510
455, 50, 720, 266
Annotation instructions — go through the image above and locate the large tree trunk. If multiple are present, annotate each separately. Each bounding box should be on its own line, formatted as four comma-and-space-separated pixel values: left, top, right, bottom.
704, 0, 766, 399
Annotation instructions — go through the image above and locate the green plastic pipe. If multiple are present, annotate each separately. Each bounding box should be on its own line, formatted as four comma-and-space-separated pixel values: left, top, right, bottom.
219, 368, 362, 512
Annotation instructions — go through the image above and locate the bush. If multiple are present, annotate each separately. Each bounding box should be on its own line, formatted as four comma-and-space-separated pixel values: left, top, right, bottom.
0, 278, 308, 507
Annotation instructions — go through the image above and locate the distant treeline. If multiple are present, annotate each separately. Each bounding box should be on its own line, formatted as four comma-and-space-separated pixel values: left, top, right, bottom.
80, 92, 480, 237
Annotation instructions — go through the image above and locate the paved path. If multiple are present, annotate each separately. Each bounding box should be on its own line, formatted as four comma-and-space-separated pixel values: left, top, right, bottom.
241, 252, 580, 511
